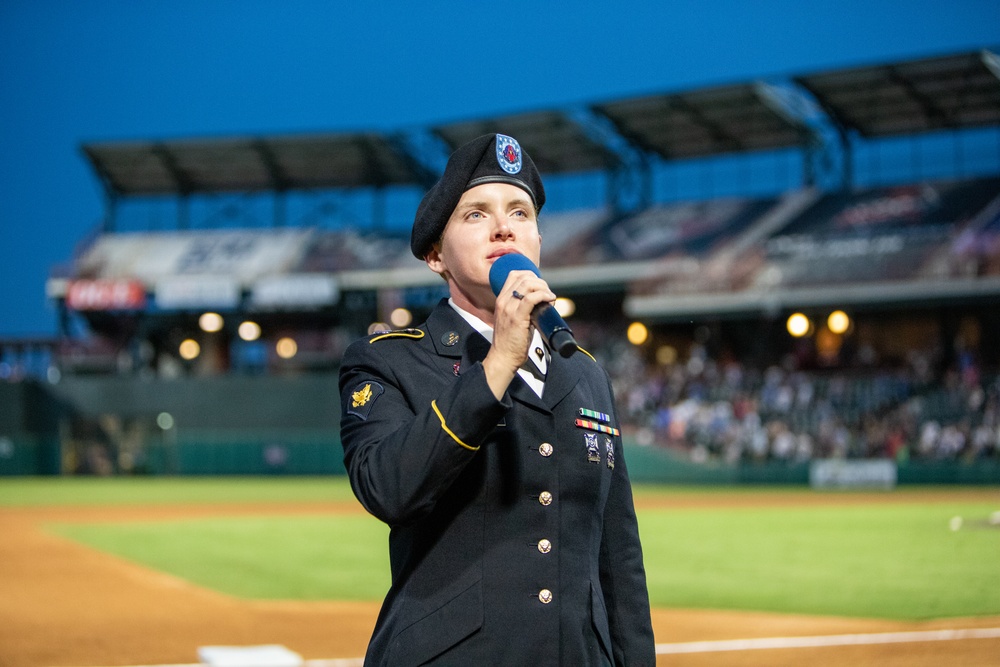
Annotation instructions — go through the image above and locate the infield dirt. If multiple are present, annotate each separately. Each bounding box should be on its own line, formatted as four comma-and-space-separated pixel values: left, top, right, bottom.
2, 490, 998, 666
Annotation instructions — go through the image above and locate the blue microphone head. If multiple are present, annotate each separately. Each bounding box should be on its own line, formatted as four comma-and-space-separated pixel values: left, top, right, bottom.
489, 253, 541, 296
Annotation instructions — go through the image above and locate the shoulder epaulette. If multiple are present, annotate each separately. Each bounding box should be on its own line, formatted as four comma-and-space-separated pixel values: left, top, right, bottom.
369, 328, 426, 344
576, 346, 597, 363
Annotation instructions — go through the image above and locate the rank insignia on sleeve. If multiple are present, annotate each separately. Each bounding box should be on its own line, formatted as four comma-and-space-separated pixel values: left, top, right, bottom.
347, 381, 384, 420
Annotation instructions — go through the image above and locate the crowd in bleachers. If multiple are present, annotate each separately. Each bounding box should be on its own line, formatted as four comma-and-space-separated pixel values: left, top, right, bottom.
584, 327, 1000, 465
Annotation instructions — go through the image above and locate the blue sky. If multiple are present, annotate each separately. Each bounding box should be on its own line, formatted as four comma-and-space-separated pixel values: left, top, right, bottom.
1, 0, 998, 336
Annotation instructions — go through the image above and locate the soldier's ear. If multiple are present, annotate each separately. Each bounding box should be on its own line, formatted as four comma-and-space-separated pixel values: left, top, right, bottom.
425, 241, 446, 277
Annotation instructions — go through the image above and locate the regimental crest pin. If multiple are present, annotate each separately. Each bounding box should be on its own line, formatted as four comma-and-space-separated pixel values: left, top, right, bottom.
495, 134, 522, 175
605, 436, 615, 469
584, 432, 601, 463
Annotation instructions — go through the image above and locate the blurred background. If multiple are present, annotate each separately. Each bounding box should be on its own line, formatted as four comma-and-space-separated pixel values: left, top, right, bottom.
1, 1, 999, 483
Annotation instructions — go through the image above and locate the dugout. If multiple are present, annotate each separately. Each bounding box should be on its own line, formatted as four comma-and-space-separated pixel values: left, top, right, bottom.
0, 381, 61, 475
0, 375, 343, 476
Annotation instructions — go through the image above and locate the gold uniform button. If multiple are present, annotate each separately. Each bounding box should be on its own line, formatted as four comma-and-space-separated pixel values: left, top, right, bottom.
537, 539, 552, 554
538, 491, 553, 506
538, 589, 553, 604
538, 442, 553, 457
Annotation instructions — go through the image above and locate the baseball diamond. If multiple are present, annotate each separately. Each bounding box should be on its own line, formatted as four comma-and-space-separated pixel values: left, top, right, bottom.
1, 480, 998, 666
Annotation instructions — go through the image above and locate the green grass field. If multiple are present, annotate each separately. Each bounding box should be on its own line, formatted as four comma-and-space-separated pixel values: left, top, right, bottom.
4, 477, 998, 621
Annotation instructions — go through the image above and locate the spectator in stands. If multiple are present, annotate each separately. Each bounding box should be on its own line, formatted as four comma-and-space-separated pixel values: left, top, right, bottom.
595, 330, 998, 465
339, 134, 654, 666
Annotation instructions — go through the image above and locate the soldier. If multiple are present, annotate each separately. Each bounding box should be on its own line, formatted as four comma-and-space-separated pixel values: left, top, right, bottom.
339, 133, 654, 666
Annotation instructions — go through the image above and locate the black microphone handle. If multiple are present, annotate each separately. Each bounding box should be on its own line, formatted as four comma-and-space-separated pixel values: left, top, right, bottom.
533, 302, 578, 358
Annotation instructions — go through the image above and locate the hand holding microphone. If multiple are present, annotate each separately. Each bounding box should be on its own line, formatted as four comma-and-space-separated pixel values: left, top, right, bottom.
489, 253, 578, 358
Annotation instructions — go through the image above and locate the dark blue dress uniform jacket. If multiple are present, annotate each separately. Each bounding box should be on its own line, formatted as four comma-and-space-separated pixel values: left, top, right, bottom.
339, 300, 655, 666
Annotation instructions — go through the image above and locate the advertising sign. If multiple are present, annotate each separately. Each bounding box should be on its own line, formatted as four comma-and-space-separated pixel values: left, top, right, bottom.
809, 459, 897, 489
251, 274, 339, 308
155, 276, 240, 309
66, 279, 147, 311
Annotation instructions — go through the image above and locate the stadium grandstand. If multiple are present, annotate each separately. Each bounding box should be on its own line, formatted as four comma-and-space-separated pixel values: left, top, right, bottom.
2, 49, 1000, 482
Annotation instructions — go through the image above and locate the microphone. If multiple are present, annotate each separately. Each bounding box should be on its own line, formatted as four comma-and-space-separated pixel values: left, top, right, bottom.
489, 253, 578, 358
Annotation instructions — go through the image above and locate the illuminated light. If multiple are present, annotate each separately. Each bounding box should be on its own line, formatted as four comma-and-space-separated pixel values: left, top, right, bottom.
786, 313, 812, 338
390, 308, 413, 328
554, 297, 575, 318
626, 322, 649, 346
156, 412, 175, 430
179, 339, 200, 360
276, 337, 298, 359
199, 312, 224, 333
656, 345, 677, 365
816, 326, 843, 364
238, 321, 261, 341
367, 322, 390, 335
828, 310, 851, 335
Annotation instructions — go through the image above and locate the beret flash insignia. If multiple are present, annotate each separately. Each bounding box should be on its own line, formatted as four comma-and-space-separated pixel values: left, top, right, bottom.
495, 133, 522, 174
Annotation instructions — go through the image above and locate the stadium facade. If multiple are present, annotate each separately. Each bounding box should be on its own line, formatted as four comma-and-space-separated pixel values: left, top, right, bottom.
2, 49, 1000, 482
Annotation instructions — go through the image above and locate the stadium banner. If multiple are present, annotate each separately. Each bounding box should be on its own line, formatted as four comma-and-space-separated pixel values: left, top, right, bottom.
155, 276, 240, 309
251, 274, 339, 308
76, 230, 314, 284
66, 279, 146, 311
809, 459, 897, 489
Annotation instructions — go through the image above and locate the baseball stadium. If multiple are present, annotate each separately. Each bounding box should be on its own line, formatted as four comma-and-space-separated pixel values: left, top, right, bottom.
2, 6, 1000, 666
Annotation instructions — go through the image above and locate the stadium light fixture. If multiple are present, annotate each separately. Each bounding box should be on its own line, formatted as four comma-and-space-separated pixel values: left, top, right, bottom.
554, 297, 575, 318
390, 308, 413, 328
786, 313, 812, 338
179, 338, 200, 360
656, 345, 677, 365
199, 312, 224, 333
238, 321, 262, 341
627, 322, 649, 346
827, 310, 851, 335
276, 337, 298, 359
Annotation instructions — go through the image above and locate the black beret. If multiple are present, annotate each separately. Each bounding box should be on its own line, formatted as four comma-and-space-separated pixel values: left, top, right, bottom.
411, 133, 546, 259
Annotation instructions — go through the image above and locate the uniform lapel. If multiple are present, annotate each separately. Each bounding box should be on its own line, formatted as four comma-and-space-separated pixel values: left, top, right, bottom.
423, 299, 580, 412
425, 299, 490, 372
542, 352, 583, 411
508, 373, 548, 412
509, 345, 583, 413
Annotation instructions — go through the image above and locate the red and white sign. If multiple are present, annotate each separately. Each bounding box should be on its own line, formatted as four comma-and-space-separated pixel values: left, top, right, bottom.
66, 279, 147, 311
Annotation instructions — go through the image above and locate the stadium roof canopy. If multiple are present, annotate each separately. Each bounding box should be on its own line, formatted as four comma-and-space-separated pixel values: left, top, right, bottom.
82, 133, 431, 197
590, 82, 815, 160
433, 110, 621, 174
795, 49, 1000, 138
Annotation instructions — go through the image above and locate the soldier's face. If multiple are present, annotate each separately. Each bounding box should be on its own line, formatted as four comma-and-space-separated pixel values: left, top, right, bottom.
426, 182, 541, 308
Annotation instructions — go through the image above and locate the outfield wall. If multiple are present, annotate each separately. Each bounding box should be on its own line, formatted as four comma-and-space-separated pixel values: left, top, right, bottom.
0, 382, 61, 475
1, 377, 997, 483
624, 443, 1000, 486
0, 377, 344, 476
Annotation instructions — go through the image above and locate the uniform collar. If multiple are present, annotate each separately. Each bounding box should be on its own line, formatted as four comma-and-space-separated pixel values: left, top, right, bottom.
447, 298, 494, 342
424, 298, 581, 410
446, 298, 551, 398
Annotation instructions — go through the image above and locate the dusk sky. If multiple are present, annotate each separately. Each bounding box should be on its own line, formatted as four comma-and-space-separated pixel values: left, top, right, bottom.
2, 0, 998, 336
